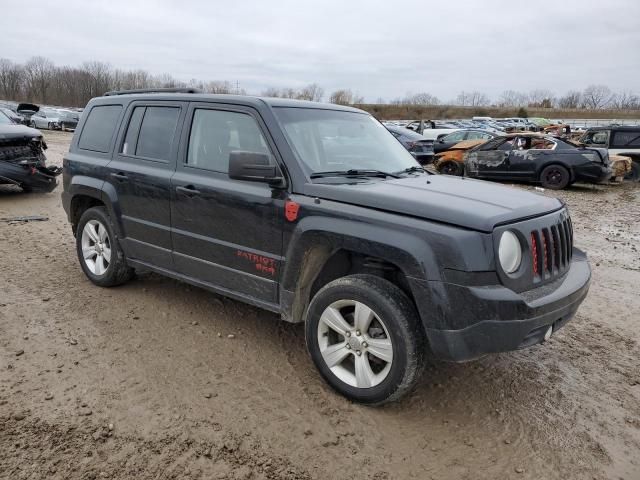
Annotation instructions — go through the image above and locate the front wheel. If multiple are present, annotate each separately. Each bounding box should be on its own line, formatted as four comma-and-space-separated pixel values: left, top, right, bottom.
305, 274, 425, 405
76, 206, 134, 287
437, 160, 464, 176
540, 164, 570, 190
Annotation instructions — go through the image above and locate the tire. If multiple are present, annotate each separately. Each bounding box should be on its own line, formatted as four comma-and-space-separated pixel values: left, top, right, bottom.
76, 206, 134, 287
437, 160, 463, 176
625, 161, 640, 182
540, 164, 570, 190
20, 184, 33, 193
305, 274, 425, 405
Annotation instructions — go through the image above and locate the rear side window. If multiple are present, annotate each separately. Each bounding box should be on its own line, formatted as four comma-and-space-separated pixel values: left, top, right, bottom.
136, 107, 180, 161
78, 105, 122, 153
611, 130, 640, 148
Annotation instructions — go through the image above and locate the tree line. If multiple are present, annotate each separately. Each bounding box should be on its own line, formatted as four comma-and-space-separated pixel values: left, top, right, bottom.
0, 56, 638, 111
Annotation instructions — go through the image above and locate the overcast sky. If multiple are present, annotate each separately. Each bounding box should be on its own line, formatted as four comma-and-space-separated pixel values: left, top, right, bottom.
1, 0, 638, 102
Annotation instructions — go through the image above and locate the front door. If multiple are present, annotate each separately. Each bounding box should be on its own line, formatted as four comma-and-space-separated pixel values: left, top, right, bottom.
105, 101, 186, 270
170, 103, 285, 306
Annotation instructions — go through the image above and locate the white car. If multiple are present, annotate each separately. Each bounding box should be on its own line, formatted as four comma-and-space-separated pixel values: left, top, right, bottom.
30, 109, 62, 130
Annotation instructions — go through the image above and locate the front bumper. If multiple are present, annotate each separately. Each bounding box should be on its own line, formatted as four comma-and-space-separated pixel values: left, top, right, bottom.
409, 248, 591, 361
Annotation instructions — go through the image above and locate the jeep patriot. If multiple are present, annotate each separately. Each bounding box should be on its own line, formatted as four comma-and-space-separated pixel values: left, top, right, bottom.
62, 88, 591, 404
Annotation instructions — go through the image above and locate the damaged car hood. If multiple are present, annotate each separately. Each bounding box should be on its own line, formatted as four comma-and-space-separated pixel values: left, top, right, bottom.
0, 124, 44, 142
304, 175, 563, 232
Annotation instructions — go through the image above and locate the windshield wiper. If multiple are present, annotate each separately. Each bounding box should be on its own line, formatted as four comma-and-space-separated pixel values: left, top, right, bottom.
395, 165, 430, 175
310, 169, 400, 179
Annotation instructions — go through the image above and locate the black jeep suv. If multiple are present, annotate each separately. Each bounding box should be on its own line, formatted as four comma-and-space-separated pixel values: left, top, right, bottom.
62, 89, 591, 404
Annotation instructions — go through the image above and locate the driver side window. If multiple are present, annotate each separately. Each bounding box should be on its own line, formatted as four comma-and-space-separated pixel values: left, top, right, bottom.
186, 109, 272, 173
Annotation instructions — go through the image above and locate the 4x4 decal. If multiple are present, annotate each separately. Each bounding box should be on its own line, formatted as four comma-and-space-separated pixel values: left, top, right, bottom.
236, 250, 276, 277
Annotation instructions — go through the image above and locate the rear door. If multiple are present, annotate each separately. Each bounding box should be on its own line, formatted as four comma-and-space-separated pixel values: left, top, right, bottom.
170, 103, 285, 305
105, 101, 186, 270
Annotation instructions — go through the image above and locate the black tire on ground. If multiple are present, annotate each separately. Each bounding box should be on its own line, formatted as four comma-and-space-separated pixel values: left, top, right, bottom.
540, 164, 570, 190
437, 160, 464, 176
76, 206, 134, 287
305, 274, 425, 405
625, 161, 640, 182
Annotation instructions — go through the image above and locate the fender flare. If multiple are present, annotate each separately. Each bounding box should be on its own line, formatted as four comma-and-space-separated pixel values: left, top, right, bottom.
279, 216, 438, 323
67, 176, 124, 237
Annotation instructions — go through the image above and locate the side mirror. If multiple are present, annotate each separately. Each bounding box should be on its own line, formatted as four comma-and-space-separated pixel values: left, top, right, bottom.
228, 151, 284, 186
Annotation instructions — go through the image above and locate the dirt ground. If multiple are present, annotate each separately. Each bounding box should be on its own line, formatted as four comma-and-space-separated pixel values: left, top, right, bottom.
1, 130, 639, 480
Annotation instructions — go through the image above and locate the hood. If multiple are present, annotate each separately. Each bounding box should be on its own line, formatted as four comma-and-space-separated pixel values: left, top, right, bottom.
17, 103, 39, 115
303, 175, 563, 232
0, 124, 43, 143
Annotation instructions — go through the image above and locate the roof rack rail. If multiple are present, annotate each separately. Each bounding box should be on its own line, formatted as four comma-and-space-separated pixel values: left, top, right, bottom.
103, 87, 203, 96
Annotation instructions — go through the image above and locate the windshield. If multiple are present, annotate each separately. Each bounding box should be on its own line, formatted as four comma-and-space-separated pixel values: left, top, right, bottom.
0, 112, 12, 124
273, 107, 419, 176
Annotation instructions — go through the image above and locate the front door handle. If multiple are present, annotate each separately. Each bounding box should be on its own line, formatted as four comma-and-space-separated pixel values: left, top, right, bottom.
111, 172, 128, 181
176, 185, 201, 197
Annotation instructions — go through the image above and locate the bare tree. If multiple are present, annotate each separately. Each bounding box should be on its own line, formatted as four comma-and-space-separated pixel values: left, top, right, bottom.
205, 81, 234, 94
297, 83, 324, 102
498, 90, 528, 107
456, 91, 490, 107
403, 92, 440, 105
581, 84, 612, 109
610, 90, 639, 110
557, 90, 582, 109
23, 56, 55, 103
329, 89, 354, 105
0, 58, 24, 100
528, 89, 555, 108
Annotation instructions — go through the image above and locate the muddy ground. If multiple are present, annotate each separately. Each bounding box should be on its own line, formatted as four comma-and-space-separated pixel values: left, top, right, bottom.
1, 131, 639, 480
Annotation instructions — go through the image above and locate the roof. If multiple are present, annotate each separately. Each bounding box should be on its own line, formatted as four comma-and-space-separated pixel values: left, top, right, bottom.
94, 91, 366, 114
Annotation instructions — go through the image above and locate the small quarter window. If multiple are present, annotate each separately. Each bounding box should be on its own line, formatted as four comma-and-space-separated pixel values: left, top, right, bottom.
78, 105, 122, 153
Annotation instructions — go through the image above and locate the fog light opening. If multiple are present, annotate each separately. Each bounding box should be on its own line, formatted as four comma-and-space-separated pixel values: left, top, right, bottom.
543, 326, 553, 342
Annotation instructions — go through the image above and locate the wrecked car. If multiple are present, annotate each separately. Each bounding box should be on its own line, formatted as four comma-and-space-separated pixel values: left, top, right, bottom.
16, 103, 40, 126
579, 126, 640, 181
464, 133, 611, 189
0, 115, 61, 192
433, 139, 487, 175
385, 125, 434, 164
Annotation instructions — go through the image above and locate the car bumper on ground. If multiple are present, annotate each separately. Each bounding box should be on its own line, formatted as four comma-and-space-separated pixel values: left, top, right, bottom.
409, 248, 591, 361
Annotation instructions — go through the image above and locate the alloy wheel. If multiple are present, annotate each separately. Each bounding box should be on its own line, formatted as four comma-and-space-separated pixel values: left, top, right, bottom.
317, 299, 393, 388
81, 219, 111, 275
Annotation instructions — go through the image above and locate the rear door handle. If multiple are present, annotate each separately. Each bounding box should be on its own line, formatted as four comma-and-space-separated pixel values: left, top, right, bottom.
176, 185, 201, 196
111, 172, 128, 181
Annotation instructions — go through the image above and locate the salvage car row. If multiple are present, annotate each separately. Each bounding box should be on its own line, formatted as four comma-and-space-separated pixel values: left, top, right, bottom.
384, 120, 640, 188
0, 101, 82, 131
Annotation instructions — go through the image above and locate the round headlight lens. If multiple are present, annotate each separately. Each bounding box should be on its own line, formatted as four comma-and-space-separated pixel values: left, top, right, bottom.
498, 231, 522, 274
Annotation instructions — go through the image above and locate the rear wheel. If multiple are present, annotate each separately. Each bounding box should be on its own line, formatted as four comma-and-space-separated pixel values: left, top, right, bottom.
305, 274, 425, 405
76, 207, 134, 287
540, 164, 570, 189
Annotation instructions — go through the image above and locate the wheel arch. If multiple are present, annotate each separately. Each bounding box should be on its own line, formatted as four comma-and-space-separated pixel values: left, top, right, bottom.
67, 176, 123, 236
279, 221, 433, 324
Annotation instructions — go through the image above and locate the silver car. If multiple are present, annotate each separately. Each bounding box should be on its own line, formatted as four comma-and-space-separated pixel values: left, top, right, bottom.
30, 109, 61, 130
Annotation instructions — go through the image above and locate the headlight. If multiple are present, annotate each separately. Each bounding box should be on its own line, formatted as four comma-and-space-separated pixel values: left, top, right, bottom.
498, 231, 522, 274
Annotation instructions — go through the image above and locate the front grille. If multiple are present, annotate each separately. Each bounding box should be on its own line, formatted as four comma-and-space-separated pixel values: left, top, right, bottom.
529, 215, 573, 282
